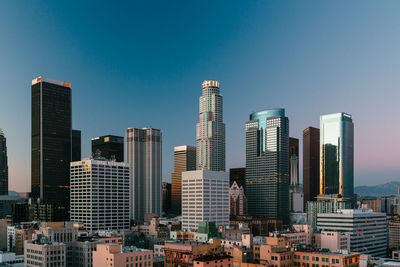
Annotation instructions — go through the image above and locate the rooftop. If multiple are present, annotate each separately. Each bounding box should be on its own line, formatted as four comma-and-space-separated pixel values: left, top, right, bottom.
194, 254, 232, 262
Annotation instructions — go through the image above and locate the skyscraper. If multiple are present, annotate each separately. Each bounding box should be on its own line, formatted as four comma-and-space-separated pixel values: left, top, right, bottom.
72, 129, 81, 162
320, 113, 354, 199
289, 138, 299, 186
31, 77, 72, 221
245, 108, 289, 223
162, 182, 171, 215
126, 127, 162, 220
91, 135, 124, 162
303, 127, 320, 207
196, 80, 225, 171
171, 145, 196, 215
0, 129, 8, 195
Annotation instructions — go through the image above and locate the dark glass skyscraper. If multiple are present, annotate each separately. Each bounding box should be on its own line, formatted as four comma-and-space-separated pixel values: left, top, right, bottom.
320, 113, 354, 199
0, 129, 8, 195
72, 129, 81, 162
31, 77, 72, 221
303, 127, 320, 207
289, 137, 299, 186
245, 108, 289, 224
91, 135, 124, 162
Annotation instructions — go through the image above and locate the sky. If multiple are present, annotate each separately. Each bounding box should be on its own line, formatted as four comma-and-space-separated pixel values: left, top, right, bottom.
0, 1, 399, 193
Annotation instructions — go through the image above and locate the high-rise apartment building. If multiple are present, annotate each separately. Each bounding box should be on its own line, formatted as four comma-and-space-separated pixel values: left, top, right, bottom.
31, 77, 75, 221
171, 145, 196, 215
245, 109, 289, 223
320, 113, 354, 199
91, 135, 124, 162
289, 138, 299, 186
303, 127, 320, 207
0, 129, 8, 195
317, 209, 387, 257
196, 80, 225, 172
126, 128, 162, 220
181, 170, 229, 230
70, 159, 130, 231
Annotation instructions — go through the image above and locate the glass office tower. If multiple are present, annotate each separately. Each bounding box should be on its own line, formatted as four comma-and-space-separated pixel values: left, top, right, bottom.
320, 113, 354, 199
91, 135, 124, 162
31, 77, 72, 221
246, 108, 289, 224
0, 129, 8, 195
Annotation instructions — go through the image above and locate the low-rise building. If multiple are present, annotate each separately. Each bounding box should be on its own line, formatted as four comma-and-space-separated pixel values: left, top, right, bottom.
193, 254, 233, 267
164, 239, 223, 267
24, 236, 66, 267
93, 244, 152, 267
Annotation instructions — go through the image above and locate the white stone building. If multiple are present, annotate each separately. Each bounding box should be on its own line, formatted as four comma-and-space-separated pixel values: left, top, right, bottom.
70, 159, 130, 232
317, 209, 387, 257
182, 170, 229, 230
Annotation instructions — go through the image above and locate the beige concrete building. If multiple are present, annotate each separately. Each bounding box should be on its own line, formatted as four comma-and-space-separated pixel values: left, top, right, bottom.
389, 220, 400, 249
24, 237, 66, 267
93, 244, 152, 267
320, 231, 351, 252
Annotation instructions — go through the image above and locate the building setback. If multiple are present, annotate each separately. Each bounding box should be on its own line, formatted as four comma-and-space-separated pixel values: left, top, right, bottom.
245, 108, 289, 224
320, 113, 354, 199
171, 145, 196, 215
91, 135, 124, 162
303, 127, 320, 207
126, 127, 162, 220
182, 170, 229, 231
0, 129, 8, 195
196, 80, 225, 172
70, 159, 130, 231
31, 77, 76, 221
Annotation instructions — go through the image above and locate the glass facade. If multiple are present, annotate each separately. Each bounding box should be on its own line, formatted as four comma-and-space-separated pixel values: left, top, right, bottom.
320, 113, 354, 199
91, 135, 124, 162
31, 79, 72, 221
245, 108, 289, 224
303, 127, 320, 207
0, 129, 8, 195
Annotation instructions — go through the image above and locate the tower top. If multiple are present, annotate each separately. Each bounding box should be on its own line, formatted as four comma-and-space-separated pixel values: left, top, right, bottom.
202, 80, 220, 89
0, 129, 3, 136
31, 76, 71, 87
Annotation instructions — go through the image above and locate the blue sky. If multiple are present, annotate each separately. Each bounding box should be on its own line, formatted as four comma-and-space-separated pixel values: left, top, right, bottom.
1, 1, 399, 192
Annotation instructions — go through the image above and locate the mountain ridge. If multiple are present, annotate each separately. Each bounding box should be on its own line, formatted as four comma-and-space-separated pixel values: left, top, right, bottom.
355, 181, 400, 197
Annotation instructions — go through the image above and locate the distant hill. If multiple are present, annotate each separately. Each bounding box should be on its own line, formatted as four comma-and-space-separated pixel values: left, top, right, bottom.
355, 181, 400, 198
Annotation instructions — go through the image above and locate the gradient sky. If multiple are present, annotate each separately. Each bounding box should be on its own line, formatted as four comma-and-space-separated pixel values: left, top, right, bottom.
1, 1, 399, 192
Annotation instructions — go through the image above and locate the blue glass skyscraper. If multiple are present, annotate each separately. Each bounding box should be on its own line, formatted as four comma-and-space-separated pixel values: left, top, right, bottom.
320, 112, 354, 199
245, 108, 289, 223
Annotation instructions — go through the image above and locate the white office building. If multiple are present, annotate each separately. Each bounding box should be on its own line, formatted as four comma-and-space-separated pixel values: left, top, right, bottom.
182, 170, 229, 230
70, 159, 130, 232
317, 209, 387, 257
126, 127, 162, 220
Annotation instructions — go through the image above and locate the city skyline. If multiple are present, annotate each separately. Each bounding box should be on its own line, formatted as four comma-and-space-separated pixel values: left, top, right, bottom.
1, 1, 400, 192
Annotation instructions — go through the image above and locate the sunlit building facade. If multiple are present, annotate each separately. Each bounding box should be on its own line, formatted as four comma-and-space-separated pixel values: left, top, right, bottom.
320, 113, 354, 199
